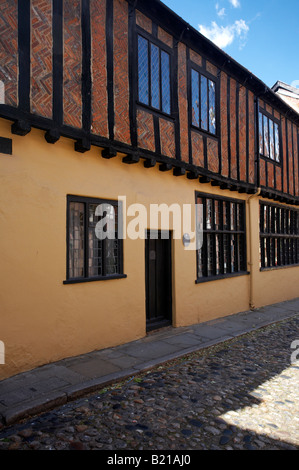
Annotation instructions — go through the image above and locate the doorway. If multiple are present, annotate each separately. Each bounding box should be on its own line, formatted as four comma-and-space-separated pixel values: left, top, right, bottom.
145, 230, 172, 332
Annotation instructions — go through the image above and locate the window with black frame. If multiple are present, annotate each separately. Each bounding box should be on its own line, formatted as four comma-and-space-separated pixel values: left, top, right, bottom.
260, 202, 299, 269
137, 34, 171, 115
65, 196, 125, 283
196, 194, 247, 281
191, 68, 217, 135
258, 111, 281, 162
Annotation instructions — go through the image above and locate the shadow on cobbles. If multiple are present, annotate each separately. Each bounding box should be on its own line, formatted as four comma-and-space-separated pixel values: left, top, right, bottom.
0, 317, 298, 450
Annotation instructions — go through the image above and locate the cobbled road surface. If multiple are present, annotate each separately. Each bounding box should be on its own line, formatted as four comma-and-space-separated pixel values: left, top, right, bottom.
0, 316, 298, 451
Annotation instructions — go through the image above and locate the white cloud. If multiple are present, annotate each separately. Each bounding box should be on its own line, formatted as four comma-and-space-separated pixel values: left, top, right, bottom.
229, 0, 241, 7
199, 19, 249, 49
216, 3, 226, 18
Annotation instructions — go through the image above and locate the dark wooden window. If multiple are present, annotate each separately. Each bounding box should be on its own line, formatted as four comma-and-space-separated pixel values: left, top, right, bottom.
258, 111, 280, 162
65, 196, 125, 284
196, 193, 247, 282
260, 202, 299, 269
137, 34, 171, 115
191, 69, 217, 135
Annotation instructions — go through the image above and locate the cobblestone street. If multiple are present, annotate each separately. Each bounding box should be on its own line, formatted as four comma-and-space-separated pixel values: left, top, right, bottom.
0, 316, 298, 451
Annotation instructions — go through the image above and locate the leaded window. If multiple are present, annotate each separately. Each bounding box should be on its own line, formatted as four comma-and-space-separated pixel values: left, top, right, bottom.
258, 111, 280, 162
191, 69, 216, 135
138, 34, 171, 115
196, 194, 246, 281
66, 196, 124, 283
260, 202, 299, 269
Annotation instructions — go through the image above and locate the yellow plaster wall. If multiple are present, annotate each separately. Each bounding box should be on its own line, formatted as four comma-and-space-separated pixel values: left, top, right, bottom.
0, 118, 298, 379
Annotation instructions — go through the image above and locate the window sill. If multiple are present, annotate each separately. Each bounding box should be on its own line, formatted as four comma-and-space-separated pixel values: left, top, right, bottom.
195, 271, 249, 284
63, 274, 127, 285
260, 264, 299, 272
136, 102, 173, 121
190, 124, 219, 141
259, 154, 281, 165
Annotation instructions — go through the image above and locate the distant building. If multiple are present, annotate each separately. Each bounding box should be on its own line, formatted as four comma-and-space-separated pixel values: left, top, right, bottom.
272, 81, 299, 113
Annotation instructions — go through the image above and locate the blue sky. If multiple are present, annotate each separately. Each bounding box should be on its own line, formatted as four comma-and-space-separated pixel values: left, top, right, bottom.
161, 0, 299, 90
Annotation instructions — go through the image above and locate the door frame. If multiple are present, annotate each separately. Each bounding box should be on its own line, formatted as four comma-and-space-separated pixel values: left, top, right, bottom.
145, 229, 173, 332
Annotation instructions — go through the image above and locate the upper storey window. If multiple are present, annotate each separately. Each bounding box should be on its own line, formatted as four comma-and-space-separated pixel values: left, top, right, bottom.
138, 34, 171, 115
191, 69, 216, 135
259, 111, 280, 162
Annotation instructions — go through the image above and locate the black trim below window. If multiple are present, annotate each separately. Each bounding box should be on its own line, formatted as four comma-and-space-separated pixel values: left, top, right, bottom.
196, 192, 247, 282
64, 195, 126, 284
260, 201, 299, 269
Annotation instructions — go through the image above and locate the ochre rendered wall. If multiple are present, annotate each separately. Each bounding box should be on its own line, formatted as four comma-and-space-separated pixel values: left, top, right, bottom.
0, 118, 298, 380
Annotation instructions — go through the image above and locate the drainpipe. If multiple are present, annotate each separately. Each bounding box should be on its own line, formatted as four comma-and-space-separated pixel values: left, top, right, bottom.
247, 187, 261, 310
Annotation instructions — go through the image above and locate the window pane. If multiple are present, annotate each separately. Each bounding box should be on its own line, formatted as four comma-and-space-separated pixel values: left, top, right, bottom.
209, 80, 216, 134
69, 202, 85, 279
207, 234, 213, 276
105, 207, 119, 275
206, 199, 213, 229
223, 234, 229, 274
151, 44, 160, 109
259, 112, 263, 154
191, 69, 199, 127
269, 119, 274, 160
161, 50, 170, 114
274, 123, 280, 162
201, 75, 208, 131
263, 115, 269, 157
88, 203, 103, 277
138, 36, 149, 105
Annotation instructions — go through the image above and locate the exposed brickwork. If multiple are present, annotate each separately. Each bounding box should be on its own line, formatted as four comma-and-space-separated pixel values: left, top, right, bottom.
220, 72, 228, 177
207, 138, 219, 173
259, 100, 265, 110
159, 118, 175, 158
265, 103, 272, 115
136, 9, 151, 33
191, 131, 204, 168
114, 0, 130, 145
206, 61, 217, 77
63, 0, 82, 128
260, 158, 266, 186
274, 109, 280, 120
0, 0, 18, 107
248, 91, 255, 185
90, 0, 108, 137
178, 42, 189, 163
158, 27, 172, 47
230, 79, 237, 180
31, 0, 53, 119
238, 85, 246, 182
276, 166, 282, 192
288, 120, 294, 196
137, 109, 155, 152
189, 49, 202, 67
267, 161, 274, 188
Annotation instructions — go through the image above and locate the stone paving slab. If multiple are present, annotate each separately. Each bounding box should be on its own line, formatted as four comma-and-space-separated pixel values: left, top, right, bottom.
0, 298, 298, 426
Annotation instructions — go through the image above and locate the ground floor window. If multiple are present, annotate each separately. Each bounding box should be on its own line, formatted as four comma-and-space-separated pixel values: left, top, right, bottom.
65, 195, 124, 283
260, 202, 299, 269
196, 193, 247, 282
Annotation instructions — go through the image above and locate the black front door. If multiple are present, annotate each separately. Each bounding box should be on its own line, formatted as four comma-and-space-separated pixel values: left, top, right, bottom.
145, 231, 172, 332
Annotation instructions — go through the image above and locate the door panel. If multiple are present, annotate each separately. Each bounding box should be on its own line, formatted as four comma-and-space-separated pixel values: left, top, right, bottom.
145, 231, 172, 331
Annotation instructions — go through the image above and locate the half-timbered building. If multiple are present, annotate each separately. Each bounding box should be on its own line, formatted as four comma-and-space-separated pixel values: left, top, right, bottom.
0, 0, 298, 379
